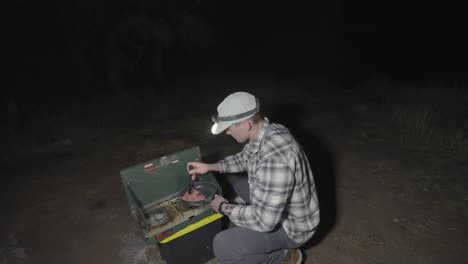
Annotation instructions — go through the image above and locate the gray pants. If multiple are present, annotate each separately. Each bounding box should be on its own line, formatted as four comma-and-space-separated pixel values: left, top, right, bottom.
213, 177, 302, 264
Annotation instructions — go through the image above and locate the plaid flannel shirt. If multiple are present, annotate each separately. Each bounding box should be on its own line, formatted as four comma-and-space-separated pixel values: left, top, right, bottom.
219, 118, 320, 244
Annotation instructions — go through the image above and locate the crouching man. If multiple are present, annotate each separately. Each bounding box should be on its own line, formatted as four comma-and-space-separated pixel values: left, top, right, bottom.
188, 92, 319, 264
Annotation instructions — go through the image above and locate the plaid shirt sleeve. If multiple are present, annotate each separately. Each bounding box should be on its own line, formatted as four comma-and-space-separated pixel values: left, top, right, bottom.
222, 157, 294, 232
219, 148, 247, 173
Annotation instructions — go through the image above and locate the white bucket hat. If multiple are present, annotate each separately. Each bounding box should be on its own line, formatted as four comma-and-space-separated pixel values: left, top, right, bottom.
211, 92, 260, 134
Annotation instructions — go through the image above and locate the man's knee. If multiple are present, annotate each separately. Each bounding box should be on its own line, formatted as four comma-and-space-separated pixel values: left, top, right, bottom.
213, 231, 242, 263
232, 178, 250, 204
213, 231, 229, 259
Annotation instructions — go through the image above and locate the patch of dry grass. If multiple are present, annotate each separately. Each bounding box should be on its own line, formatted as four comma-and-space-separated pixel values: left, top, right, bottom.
360, 76, 467, 152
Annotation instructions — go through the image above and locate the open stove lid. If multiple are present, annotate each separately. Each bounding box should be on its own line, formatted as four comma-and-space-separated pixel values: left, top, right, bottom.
120, 146, 206, 208
120, 146, 223, 238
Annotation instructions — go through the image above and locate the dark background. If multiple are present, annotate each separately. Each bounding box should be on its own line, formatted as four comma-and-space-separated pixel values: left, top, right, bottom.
5, 0, 467, 94
2, 0, 467, 149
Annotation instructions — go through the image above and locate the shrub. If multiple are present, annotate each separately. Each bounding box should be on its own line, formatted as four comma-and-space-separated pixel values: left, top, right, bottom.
386, 83, 467, 150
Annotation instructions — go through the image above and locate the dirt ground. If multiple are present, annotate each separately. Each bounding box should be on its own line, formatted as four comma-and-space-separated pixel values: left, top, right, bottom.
1, 83, 467, 264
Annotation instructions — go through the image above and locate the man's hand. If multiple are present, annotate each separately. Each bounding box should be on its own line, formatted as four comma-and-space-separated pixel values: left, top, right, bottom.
186, 162, 221, 176
187, 161, 209, 176
210, 194, 228, 213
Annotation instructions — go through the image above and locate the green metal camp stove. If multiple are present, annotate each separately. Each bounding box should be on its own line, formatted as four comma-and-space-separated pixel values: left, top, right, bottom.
120, 146, 224, 258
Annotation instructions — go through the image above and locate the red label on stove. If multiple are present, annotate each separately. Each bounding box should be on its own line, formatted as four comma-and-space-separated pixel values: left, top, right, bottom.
156, 229, 174, 241
144, 165, 161, 172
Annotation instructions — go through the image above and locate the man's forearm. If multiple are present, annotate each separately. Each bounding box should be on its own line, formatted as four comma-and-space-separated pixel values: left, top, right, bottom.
208, 163, 222, 172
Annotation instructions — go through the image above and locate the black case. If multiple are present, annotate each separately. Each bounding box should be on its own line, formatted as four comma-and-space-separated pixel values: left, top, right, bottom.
159, 218, 223, 264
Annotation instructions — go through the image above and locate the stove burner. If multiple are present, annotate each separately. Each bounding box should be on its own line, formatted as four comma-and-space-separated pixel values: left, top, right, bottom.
147, 207, 171, 228
139, 196, 211, 231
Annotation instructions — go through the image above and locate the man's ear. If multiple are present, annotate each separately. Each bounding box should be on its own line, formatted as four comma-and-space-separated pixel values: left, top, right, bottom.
243, 120, 252, 131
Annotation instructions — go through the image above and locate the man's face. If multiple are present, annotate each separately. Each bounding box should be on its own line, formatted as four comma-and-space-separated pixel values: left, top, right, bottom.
226, 121, 249, 143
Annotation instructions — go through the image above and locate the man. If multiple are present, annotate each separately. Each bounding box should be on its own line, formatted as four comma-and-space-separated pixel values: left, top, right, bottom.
187, 92, 319, 264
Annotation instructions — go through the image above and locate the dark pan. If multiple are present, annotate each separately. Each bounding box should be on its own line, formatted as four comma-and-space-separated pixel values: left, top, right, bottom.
179, 181, 218, 207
